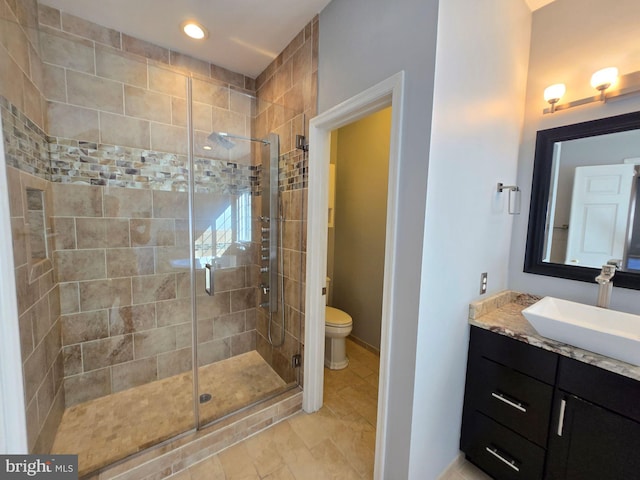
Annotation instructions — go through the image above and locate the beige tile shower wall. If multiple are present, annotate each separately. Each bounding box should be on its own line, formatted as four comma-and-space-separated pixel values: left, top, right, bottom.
2, 0, 62, 455
37, 4, 258, 168
7, 165, 64, 453
1, 0, 47, 153
53, 185, 257, 407
253, 18, 318, 383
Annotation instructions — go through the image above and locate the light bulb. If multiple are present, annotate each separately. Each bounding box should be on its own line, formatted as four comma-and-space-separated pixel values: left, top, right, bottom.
181, 21, 208, 40
544, 83, 566, 103
544, 84, 566, 113
590, 67, 618, 91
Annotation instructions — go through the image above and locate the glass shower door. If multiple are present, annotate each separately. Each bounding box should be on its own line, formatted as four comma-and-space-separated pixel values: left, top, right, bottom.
189, 78, 302, 427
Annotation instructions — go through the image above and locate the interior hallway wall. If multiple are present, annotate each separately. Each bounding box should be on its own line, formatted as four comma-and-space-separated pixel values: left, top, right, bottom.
331, 107, 391, 351
412, 0, 531, 475
319, 0, 439, 476
508, 0, 640, 312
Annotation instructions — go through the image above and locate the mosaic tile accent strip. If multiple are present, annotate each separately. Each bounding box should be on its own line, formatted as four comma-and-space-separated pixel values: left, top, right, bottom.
49, 136, 260, 194
279, 151, 308, 192
0, 97, 50, 179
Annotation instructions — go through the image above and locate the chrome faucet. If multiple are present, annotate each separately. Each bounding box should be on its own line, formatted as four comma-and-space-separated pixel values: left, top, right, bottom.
595, 262, 618, 308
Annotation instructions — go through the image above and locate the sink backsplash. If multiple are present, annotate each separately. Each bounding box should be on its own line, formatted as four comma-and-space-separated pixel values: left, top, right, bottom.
469, 290, 542, 321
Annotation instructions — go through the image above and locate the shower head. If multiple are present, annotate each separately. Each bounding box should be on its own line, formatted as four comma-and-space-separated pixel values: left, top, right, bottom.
208, 132, 236, 150
207, 131, 269, 151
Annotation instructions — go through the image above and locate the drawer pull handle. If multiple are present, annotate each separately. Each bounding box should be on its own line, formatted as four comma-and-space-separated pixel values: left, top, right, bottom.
485, 446, 520, 472
491, 392, 527, 413
557, 399, 567, 436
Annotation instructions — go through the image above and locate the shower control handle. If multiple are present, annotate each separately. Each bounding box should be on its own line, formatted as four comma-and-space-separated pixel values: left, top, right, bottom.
261, 255, 269, 261
261, 227, 270, 233
260, 284, 270, 295
260, 267, 269, 273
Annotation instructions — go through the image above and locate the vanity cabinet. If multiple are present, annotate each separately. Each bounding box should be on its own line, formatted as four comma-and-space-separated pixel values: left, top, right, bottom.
461, 326, 640, 480
461, 327, 557, 479
545, 358, 640, 479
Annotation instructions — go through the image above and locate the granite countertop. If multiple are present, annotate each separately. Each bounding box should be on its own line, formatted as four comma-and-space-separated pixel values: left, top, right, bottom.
469, 290, 640, 383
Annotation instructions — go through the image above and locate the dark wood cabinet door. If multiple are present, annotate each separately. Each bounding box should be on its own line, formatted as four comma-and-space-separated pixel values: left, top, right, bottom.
546, 394, 640, 480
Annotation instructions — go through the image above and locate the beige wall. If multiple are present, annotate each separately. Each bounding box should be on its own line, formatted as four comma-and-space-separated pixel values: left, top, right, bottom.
38, 3, 259, 185
1, 0, 270, 447
2, 0, 61, 453
0, 0, 45, 131
51, 184, 257, 407
331, 107, 391, 350
1, 0, 318, 454
253, 16, 318, 383
7, 165, 63, 454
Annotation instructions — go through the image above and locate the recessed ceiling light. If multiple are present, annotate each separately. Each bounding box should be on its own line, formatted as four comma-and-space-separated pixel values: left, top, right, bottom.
181, 21, 208, 40
203, 145, 212, 151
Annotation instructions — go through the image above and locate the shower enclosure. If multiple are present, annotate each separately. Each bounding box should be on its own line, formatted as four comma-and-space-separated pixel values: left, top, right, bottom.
2, 10, 306, 476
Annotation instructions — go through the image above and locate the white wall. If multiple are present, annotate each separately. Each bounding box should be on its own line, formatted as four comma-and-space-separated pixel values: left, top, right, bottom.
319, 0, 439, 476
319, 0, 531, 476
409, 0, 531, 476
509, 0, 640, 312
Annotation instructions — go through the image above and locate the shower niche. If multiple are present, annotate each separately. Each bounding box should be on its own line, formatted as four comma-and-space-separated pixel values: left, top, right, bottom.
21, 175, 53, 282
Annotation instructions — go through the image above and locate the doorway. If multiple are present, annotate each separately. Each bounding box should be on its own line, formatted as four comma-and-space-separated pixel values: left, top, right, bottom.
303, 72, 405, 478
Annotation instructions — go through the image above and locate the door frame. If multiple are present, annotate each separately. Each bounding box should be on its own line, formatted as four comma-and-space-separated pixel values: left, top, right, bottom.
303, 71, 405, 478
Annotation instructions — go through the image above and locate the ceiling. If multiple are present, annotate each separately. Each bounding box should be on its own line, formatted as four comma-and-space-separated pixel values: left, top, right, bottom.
525, 0, 556, 11
39, 0, 332, 78
40, 0, 555, 79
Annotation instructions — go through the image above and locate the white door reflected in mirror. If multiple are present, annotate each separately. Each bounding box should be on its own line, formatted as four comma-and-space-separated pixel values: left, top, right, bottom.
565, 164, 635, 267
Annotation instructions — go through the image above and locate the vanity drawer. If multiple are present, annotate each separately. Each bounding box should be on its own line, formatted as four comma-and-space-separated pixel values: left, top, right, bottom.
464, 412, 545, 480
470, 327, 558, 384
469, 356, 554, 447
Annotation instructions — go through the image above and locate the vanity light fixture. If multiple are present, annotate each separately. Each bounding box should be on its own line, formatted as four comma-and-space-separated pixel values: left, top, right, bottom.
544, 83, 566, 113
591, 67, 619, 100
542, 66, 640, 114
497, 183, 521, 215
181, 20, 208, 40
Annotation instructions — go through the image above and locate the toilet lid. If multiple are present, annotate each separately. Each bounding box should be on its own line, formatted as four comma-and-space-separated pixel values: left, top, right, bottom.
326, 306, 352, 326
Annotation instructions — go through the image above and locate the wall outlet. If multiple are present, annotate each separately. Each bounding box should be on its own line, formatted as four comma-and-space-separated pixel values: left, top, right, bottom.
479, 272, 488, 295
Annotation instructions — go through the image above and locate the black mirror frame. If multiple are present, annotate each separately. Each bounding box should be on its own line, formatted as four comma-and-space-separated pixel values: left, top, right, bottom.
524, 110, 640, 290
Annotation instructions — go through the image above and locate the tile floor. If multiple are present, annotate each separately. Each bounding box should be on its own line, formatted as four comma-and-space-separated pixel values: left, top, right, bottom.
439, 458, 492, 480
52, 351, 288, 476
58, 339, 491, 479
170, 339, 378, 479
169, 339, 492, 480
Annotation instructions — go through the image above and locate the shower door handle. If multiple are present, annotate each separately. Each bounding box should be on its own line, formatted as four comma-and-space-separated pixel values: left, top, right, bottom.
205, 264, 214, 296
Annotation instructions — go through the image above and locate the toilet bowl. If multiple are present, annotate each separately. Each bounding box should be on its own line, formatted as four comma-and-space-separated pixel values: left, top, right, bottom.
325, 277, 353, 370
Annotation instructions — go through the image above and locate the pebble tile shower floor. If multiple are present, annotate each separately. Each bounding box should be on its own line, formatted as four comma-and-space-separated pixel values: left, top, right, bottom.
51, 351, 287, 476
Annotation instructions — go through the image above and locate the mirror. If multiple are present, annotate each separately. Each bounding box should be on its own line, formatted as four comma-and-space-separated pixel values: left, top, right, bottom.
525, 111, 640, 290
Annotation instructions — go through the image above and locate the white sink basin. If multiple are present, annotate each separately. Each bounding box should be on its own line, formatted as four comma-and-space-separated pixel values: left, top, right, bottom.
522, 297, 640, 366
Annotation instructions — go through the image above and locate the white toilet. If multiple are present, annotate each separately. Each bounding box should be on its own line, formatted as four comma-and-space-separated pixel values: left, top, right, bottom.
325, 277, 353, 370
